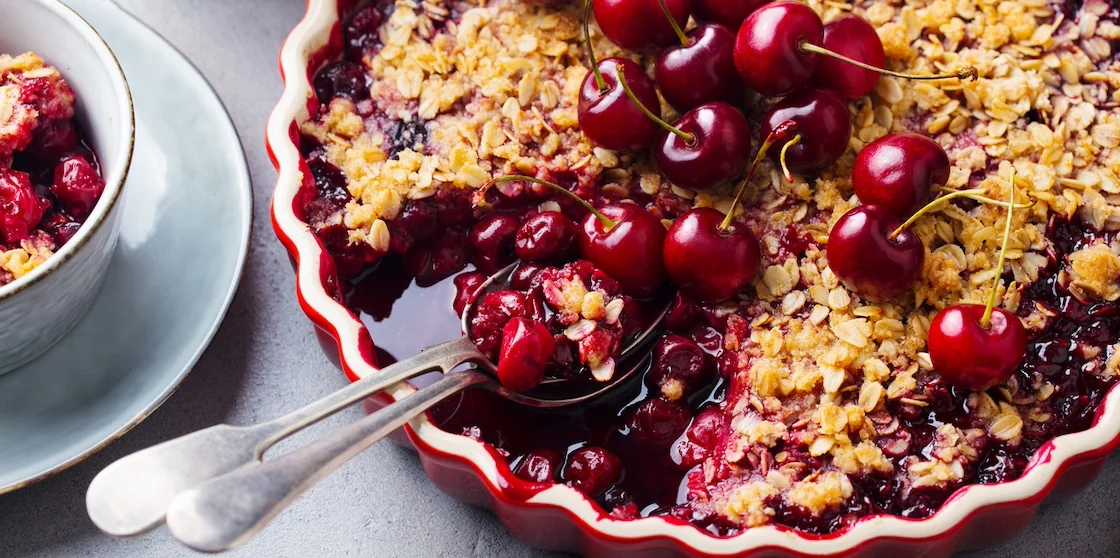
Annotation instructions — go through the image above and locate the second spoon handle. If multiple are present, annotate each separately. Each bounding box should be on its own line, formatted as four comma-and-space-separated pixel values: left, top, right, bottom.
165, 369, 490, 552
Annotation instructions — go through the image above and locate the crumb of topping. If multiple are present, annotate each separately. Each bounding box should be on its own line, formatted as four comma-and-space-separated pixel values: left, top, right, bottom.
715, 481, 780, 527
1068, 242, 1120, 301
786, 472, 854, 515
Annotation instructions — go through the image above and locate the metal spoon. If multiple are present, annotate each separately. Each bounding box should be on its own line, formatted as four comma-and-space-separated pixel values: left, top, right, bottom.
86, 262, 666, 545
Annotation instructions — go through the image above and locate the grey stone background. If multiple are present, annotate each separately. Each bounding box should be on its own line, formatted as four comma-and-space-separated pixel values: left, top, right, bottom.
0, 1, 1116, 556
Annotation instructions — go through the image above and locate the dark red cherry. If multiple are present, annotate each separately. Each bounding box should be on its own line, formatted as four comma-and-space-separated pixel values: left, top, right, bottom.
313, 61, 371, 103
344, 5, 386, 59
759, 88, 850, 175
468, 290, 529, 358
452, 271, 487, 316
853, 133, 950, 219
514, 211, 578, 262
514, 449, 563, 483
578, 58, 662, 151
39, 212, 82, 246
692, 0, 768, 28
655, 24, 744, 111
647, 334, 712, 398
0, 168, 46, 244
662, 208, 760, 302
563, 446, 622, 496
497, 317, 556, 392
928, 304, 1027, 391
733, 0, 822, 97
578, 204, 667, 298
826, 205, 924, 302
625, 398, 691, 446
468, 212, 520, 274
52, 155, 105, 220
511, 262, 546, 290
28, 119, 77, 162
812, 14, 885, 100
655, 102, 751, 191
592, 0, 691, 51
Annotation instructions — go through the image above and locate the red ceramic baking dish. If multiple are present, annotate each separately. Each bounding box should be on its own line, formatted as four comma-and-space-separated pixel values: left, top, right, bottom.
267, 0, 1120, 555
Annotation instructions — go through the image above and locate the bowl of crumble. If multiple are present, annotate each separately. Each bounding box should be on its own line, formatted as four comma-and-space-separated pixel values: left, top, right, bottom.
270, 0, 1120, 555
0, 0, 134, 374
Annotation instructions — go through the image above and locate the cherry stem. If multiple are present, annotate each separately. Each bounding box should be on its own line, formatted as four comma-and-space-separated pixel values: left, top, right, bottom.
981, 168, 1017, 328
655, 0, 689, 47
779, 133, 803, 183
799, 42, 978, 82
888, 188, 987, 241
480, 175, 617, 231
720, 121, 798, 231
616, 71, 694, 143
583, 0, 606, 92
935, 186, 1035, 209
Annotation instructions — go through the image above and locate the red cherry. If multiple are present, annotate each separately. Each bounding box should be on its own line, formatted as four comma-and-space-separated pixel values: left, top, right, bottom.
510, 262, 546, 290
655, 102, 751, 191
51, 155, 105, 220
39, 212, 82, 247
811, 14, 885, 100
28, 119, 77, 163
853, 133, 950, 219
513, 449, 563, 483
578, 58, 662, 151
654, 24, 744, 111
759, 88, 850, 176
647, 334, 712, 398
928, 304, 1027, 391
514, 211, 578, 263
496, 317, 556, 392
452, 271, 487, 316
826, 205, 924, 302
663, 208, 760, 302
733, 1, 822, 97
625, 398, 691, 446
592, 0, 691, 51
468, 212, 520, 274
563, 446, 622, 496
692, 0, 768, 28
0, 168, 46, 244
578, 204, 667, 298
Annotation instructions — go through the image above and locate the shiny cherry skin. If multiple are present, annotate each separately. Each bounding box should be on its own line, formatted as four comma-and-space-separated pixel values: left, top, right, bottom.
826, 205, 924, 302
513, 449, 563, 483
563, 446, 622, 496
592, 0, 691, 51
515, 211, 578, 263
0, 168, 47, 244
52, 155, 106, 220
655, 102, 751, 191
468, 212, 521, 274
928, 304, 1027, 391
663, 208, 760, 302
759, 88, 850, 174
812, 14, 885, 100
852, 133, 950, 219
578, 58, 662, 152
579, 204, 667, 298
625, 398, 691, 446
692, 0, 768, 28
496, 317, 557, 392
734, 0, 822, 97
647, 334, 713, 398
655, 24, 744, 111
452, 271, 487, 316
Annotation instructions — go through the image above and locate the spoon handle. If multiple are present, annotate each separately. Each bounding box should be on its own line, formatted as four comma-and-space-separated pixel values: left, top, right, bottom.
165, 369, 490, 552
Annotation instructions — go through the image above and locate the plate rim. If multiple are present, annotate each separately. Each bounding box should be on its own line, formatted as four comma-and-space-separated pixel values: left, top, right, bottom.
0, 0, 254, 494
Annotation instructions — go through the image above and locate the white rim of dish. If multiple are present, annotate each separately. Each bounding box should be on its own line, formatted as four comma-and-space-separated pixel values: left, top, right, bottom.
269, 0, 1120, 553
0, 0, 135, 301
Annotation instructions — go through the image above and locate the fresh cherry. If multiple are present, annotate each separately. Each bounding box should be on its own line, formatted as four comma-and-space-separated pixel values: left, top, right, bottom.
655, 23, 743, 111
759, 88, 850, 177
691, 0, 768, 28
497, 317, 556, 392
0, 168, 46, 244
579, 204, 667, 298
468, 212, 520, 274
811, 14, 885, 100
653, 102, 751, 190
452, 271, 487, 316
514, 211, 578, 262
513, 449, 563, 483
592, 0, 690, 51
928, 305, 1027, 391
826, 205, 924, 302
51, 155, 105, 220
511, 262, 546, 290
852, 133, 950, 218
578, 58, 662, 152
563, 446, 622, 496
663, 207, 760, 302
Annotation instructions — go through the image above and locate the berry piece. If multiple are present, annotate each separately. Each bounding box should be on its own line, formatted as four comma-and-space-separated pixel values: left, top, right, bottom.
578, 204, 667, 298
51, 154, 105, 219
468, 212, 520, 275
312, 61, 370, 103
852, 133, 950, 219
654, 102, 752, 191
452, 271, 487, 316
592, 0, 691, 51
0, 168, 46, 244
563, 446, 622, 496
826, 205, 924, 302
733, 1, 822, 97
663, 207, 760, 302
655, 23, 743, 111
626, 398, 691, 446
759, 88, 850, 176
811, 14, 885, 100
647, 334, 712, 399
514, 211, 578, 263
497, 317, 556, 392
928, 304, 1027, 391
514, 449, 563, 483
578, 58, 662, 152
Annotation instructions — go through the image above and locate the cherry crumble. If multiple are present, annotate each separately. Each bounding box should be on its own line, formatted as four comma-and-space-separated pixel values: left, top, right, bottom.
298, 0, 1120, 537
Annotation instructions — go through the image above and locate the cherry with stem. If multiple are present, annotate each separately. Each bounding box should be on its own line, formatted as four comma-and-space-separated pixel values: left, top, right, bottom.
759, 88, 850, 180
928, 169, 1028, 391
653, 0, 743, 111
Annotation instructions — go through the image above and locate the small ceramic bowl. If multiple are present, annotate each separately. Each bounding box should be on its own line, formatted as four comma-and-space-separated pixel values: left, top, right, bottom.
0, 0, 134, 375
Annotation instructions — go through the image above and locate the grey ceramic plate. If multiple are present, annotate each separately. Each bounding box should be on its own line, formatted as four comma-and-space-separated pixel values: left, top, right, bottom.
0, 0, 252, 493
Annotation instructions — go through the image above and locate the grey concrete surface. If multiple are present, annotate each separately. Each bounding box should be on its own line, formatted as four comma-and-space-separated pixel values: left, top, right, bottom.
0, 1, 1117, 556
